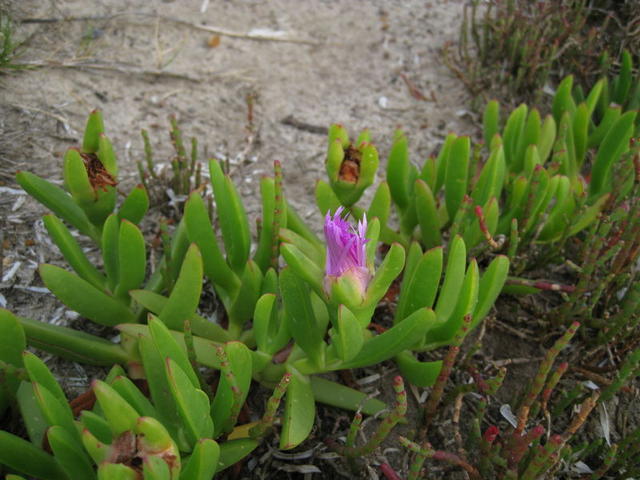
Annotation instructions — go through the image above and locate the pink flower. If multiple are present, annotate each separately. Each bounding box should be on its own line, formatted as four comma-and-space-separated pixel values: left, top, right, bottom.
323, 207, 371, 296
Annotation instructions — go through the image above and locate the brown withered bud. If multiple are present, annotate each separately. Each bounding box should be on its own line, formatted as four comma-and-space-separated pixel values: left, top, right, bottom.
338, 144, 362, 183
81, 152, 117, 191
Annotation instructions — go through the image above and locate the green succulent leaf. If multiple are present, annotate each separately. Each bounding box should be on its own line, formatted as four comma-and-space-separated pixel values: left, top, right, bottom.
444, 136, 470, 220
16, 171, 95, 240
395, 245, 443, 323
589, 110, 637, 199
209, 159, 251, 272
39, 264, 136, 326
93, 380, 140, 436
415, 179, 442, 249
217, 438, 259, 471
433, 235, 466, 324
97, 463, 138, 480
184, 192, 239, 295
115, 220, 146, 299
472, 255, 509, 328
331, 305, 364, 362
309, 377, 386, 415
159, 244, 203, 331
315, 179, 342, 216
340, 307, 434, 369
118, 184, 149, 225
166, 358, 214, 444
0, 430, 69, 480
211, 342, 253, 435
48, 425, 96, 480
280, 268, 325, 368
483, 100, 500, 147
180, 439, 220, 479
43, 214, 106, 290
82, 109, 105, 153
0, 310, 26, 413
110, 375, 157, 419
130, 289, 230, 343
395, 351, 442, 387
280, 367, 315, 450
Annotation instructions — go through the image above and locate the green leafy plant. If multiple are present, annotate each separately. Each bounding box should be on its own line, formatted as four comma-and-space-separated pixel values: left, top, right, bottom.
0, 310, 289, 479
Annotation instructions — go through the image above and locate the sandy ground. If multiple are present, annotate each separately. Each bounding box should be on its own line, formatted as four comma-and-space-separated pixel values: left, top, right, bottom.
0, 1, 475, 477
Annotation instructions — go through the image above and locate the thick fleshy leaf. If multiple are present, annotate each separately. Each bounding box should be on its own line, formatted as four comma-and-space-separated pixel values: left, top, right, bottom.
209, 160, 251, 272
32, 382, 78, 442
367, 181, 391, 227
115, 220, 146, 299
483, 100, 500, 147
415, 179, 442, 249
395, 246, 443, 322
280, 268, 325, 367
471, 144, 505, 207
110, 376, 156, 419
309, 377, 386, 415
16, 381, 47, 447
22, 351, 66, 404
101, 213, 120, 291
39, 264, 135, 326
0, 430, 68, 480
315, 179, 342, 216
0, 310, 26, 414
159, 244, 203, 331
18, 315, 129, 366
537, 115, 557, 164
43, 214, 106, 290
395, 351, 442, 387
502, 104, 528, 171
217, 438, 258, 471
80, 410, 112, 444
428, 259, 479, 345
82, 109, 105, 153
280, 244, 324, 296
552, 75, 576, 124
184, 192, 239, 294
97, 463, 138, 480
228, 260, 263, 336
48, 425, 96, 480
180, 439, 220, 479
211, 342, 253, 435
149, 316, 199, 388
387, 130, 411, 209
444, 136, 470, 220
253, 293, 290, 355
16, 171, 94, 239
280, 367, 315, 450
363, 243, 405, 309
93, 380, 140, 435
118, 184, 149, 225
142, 455, 171, 480
97, 134, 117, 176
433, 235, 466, 324
331, 305, 364, 362
589, 111, 637, 199
473, 255, 509, 328
166, 358, 214, 444
130, 289, 230, 342
514, 108, 541, 167
340, 307, 434, 369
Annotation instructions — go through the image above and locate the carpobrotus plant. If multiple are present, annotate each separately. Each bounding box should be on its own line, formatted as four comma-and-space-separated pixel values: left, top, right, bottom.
1, 108, 509, 474
0, 311, 289, 479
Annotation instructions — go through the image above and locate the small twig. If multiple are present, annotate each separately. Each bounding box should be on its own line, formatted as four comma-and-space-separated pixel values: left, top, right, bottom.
16, 60, 246, 82
280, 115, 328, 135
